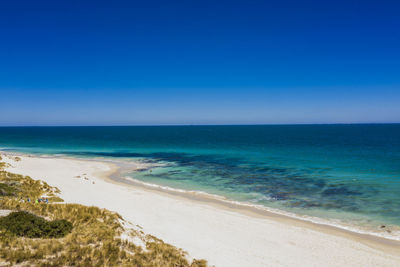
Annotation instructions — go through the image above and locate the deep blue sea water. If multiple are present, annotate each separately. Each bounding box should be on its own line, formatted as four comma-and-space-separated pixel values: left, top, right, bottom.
1, 125, 400, 236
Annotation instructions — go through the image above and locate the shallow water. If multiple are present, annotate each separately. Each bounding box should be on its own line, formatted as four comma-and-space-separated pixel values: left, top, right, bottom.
1, 125, 399, 235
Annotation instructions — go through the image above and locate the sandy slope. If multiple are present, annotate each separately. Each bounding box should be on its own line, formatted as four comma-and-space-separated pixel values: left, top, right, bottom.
3, 154, 400, 267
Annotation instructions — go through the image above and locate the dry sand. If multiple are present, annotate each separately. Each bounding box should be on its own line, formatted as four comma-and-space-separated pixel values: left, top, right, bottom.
2, 154, 400, 266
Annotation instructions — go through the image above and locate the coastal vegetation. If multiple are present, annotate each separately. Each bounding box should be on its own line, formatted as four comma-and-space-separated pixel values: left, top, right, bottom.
0, 211, 73, 238
0, 155, 207, 266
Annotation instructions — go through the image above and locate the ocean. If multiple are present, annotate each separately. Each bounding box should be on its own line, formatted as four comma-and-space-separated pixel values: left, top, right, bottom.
1, 124, 399, 238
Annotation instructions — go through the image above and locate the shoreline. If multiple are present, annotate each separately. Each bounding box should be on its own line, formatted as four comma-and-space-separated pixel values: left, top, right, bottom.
2, 152, 400, 266
115, 177, 400, 248
106, 160, 400, 254
116, 175, 400, 242
4, 151, 400, 243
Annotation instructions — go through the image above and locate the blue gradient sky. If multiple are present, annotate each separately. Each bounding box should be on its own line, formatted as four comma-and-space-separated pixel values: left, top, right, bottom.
1, 0, 399, 125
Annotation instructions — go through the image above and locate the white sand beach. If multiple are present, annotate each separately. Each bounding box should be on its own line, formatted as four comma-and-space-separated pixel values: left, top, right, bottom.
2, 154, 400, 267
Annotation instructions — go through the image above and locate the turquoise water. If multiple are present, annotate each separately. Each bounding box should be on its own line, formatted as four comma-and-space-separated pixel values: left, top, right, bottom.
1, 125, 400, 234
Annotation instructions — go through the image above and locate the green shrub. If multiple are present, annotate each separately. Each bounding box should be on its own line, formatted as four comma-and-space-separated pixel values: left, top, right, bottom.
0, 211, 73, 238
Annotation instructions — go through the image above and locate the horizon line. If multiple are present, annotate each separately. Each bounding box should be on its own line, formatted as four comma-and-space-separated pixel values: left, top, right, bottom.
1, 122, 400, 127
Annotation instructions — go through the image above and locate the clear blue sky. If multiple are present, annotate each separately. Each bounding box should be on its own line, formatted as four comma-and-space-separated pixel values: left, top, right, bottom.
1, 0, 399, 125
